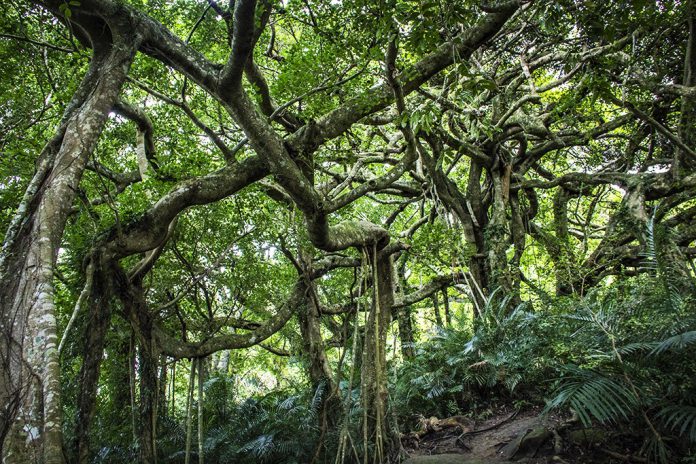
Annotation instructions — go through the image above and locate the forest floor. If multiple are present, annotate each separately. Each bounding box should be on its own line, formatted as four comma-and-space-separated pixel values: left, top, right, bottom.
401, 406, 637, 464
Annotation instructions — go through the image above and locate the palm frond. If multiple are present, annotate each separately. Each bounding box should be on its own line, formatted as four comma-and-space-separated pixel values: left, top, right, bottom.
309, 379, 327, 413
639, 213, 658, 274
545, 367, 638, 426
239, 433, 276, 458
650, 331, 696, 356
656, 405, 696, 442
616, 342, 656, 356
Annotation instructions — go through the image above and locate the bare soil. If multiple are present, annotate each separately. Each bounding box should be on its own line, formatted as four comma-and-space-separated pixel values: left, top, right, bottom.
401, 407, 631, 464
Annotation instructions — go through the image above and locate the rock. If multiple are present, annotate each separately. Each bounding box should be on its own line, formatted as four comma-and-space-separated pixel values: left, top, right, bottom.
499, 426, 552, 459
402, 455, 511, 464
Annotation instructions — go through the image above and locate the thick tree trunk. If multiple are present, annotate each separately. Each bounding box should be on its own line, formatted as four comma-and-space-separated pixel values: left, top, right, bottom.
138, 334, 160, 464
465, 161, 490, 309
0, 39, 135, 463
295, 249, 341, 438
158, 355, 168, 421
112, 332, 133, 412
115, 270, 160, 464
486, 164, 516, 304
299, 293, 342, 422
298, 287, 335, 391
441, 289, 452, 327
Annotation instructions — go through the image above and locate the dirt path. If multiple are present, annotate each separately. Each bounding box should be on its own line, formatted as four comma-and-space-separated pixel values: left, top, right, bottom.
402, 408, 566, 463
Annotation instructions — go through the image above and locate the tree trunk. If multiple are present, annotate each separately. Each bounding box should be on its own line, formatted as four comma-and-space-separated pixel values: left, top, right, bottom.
298, 287, 335, 392
158, 355, 168, 421
432, 294, 443, 327
184, 360, 196, 464
295, 249, 341, 440
360, 248, 397, 462
465, 160, 490, 309
0, 39, 136, 463
197, 358, 205, 464
115, 270, 161, 464
139, 337, 160, 464
553, 188, 575, 295
441, 289, 452, 327
75, 262, 113, 464
485, 162, 518, 307
111, 329, 133, 424
396, 258, 416, 359
129, 332, 138, 444
397, 305, 416, 360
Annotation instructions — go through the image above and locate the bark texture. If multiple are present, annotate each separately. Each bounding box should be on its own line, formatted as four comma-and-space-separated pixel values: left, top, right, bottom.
360, 249, 398, 462
0, 37, 136, 463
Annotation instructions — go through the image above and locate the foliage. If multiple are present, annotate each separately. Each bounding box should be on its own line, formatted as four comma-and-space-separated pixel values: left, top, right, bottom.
1, 0, 695, 462
90, 377, 324, 464
393, 294, 552, 420
391, 270, 696, 460
544, 228, 696, 463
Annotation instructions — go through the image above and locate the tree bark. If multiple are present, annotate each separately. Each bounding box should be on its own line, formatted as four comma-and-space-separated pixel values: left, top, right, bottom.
553, 188, 575, 296
158, 355, 168, 421
298, 286, 339, 423
184, 359, 196, 464
0, 37, 136, 463
360, 249, 397, 462
432, 294, 443, 327
442, 289, 452, 327
138, 334, 160, 464
397, 305, 416, 360
486, 162, 516, 305
197, 358, 205, 464
74, 261, 114, 464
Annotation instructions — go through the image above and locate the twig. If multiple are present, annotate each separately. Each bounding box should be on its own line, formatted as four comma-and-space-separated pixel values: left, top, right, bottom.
0, 32, 75, 53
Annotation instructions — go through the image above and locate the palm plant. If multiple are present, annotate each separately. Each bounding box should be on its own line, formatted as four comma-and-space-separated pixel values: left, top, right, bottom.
545, 218, 696, 463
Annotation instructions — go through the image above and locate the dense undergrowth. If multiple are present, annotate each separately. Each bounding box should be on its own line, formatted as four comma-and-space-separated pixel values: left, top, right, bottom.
88, 272, 695, 463
85, 231, 696, 464
394, 273, 696, 462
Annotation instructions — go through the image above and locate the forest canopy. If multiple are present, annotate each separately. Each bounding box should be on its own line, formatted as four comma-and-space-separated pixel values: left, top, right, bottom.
0, 0, 695, 463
